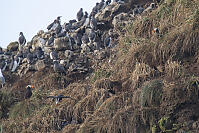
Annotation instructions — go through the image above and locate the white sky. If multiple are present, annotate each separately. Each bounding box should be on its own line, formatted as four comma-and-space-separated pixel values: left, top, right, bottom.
0, 0, 99, 48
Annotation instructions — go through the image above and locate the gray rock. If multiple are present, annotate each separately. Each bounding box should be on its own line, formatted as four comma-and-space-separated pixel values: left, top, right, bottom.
64, 50, 74, 60
35, 60, 46, 71
54, 37, 72, 51
7, 41, 19, 52
95, 3, 126, 23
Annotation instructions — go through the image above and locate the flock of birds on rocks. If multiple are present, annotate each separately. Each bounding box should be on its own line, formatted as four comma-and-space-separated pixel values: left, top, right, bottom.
0, 0, 161, 103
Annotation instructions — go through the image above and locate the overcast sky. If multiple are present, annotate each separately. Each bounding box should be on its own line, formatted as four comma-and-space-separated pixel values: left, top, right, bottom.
0, 0, 99, 48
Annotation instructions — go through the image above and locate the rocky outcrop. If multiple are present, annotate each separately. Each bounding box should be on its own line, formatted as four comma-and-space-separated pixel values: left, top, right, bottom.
35, 60, 46, 71
7, 41, 19, 52
54, 37, 71, 51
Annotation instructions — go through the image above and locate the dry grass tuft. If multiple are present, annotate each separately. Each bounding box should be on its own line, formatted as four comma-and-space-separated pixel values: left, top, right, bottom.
165, 60, 184, 79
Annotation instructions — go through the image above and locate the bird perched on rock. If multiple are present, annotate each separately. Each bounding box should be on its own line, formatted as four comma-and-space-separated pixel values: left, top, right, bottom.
88, 29, 96, 43
47, 94, 76, 104
77, 8, 84, 21
90, 16, 97, 30
57, 31, 67, 38
81, 33, 89, 44
26, 46, 34, 64
144, 3, 155, 13
55, 22, 62, 35
0, 57, 7, 72
104, 35, 112, 47
50, 50, 58, 60
9, 55, 20, 72
152, 28, 160, 36
18, 32, 26, 46
97, 0, 105, 11
0, 69, 5, 88
25, 85, 34, 99
138, 5, 144, 14
35, 47, 44, 59
53, 60, 66, 75
105, 0, 111, 6
47, 33, 56, 46
18, 32, 26, 52
56, 16, 62, 24
47, 20, 57, 31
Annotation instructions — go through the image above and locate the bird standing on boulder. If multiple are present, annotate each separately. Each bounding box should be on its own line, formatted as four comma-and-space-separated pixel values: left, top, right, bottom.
56, 16, 62, 24
26, 46, 34, 64
97, 0, 105, 11
50, 50, 58, 60
53, 60, 66, 75
0, 69, 5, 88
89, 29, 96, 43
35, 47, 44, 59
47, 33, 56, 46
47, 20, 57, 31
90, 16, 97, 30
77, 8, 84, 21
25, 85, 34, 99
81, 33, 89, 44
18, 32, 26, 52
47, 94, 76, 104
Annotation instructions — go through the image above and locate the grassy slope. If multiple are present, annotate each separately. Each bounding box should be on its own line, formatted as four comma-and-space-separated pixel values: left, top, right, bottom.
1, 0, 199, 132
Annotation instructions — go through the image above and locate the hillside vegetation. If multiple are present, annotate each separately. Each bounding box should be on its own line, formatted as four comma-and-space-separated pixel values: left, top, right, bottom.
1, 0, 199, 132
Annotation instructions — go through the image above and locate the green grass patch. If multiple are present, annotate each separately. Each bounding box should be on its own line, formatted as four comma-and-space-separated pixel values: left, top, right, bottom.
140, 80, 163, 107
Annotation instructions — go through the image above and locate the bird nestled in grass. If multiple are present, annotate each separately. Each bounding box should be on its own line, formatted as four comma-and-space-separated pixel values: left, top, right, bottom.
25, 85, 34, 99
47, 94, 76, 104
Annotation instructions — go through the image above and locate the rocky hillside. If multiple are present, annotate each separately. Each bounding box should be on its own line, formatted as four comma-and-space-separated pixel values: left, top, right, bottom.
1, 0, 199, 132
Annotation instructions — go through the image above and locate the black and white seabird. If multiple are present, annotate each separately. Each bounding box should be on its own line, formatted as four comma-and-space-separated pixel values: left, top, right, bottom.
26, 46, 34, 64
56, 16, 62, 24
81, 33, 89, 44
138, 5, 144, 14
76, 11, 88, 28
97, 0, 105, 11
105, 0, 111, 6
9, 55, 15, 71
77, 8, 84, 21
25, 85, 34, 99
83, 12, 90, 27
0, 47, 3, 54
55, 22, 62, 35
1, 60, 7, 72
47, 20, 57, 31
104, 35, 112, 47
47, 33, 56, 46
35, 47, 44, 59
0, 57, 7, 71
90, 16, 97, 30
47, 94, 75, 104
53, 60, 66, 75
57, 31, 67, 38
18, 32, 26, 46
0, 69, 5, 88
50, 51, 58, 60
88, 29, 96, 43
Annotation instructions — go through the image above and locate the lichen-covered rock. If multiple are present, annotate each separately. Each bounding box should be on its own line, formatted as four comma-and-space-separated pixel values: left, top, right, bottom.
54, 37, 71, 51
31, 35, 46, 51
95, 3, 127, 23
35, 60, 46, 71
65, 50, 74, 60
7, 41, 19, 52
112, 13, 134, 29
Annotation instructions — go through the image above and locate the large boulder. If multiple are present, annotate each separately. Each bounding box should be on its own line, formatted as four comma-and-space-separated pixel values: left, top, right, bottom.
95, 3, 128, 24
54, 37, 71, 51
7, 41, 19, 52
65, 50, 74, 60
31, 35, 46, 50
35, 60, 46, 71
